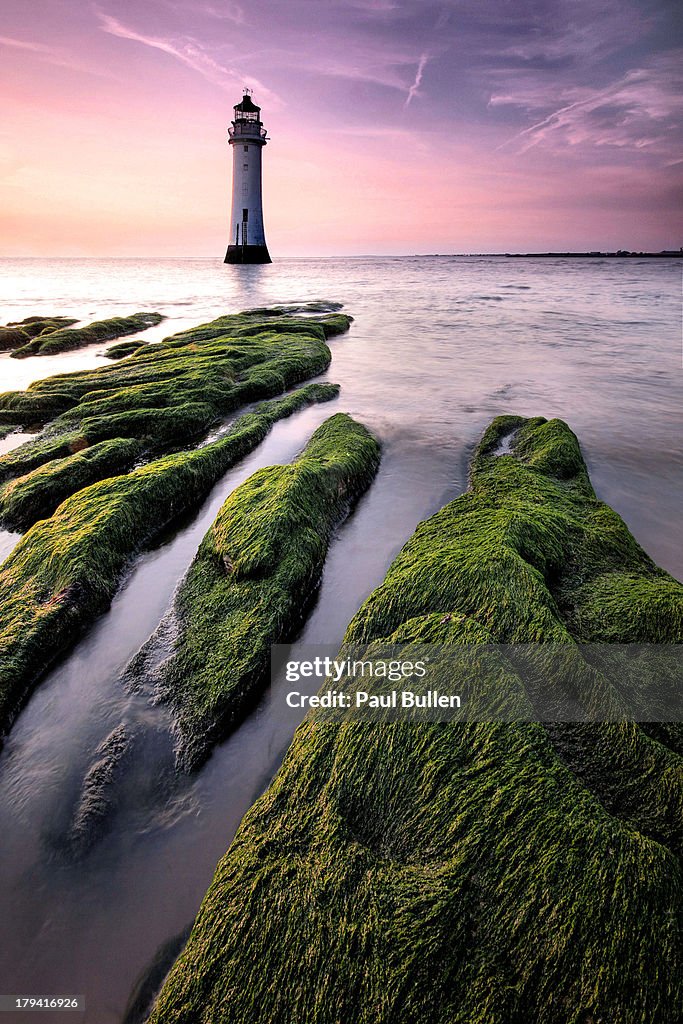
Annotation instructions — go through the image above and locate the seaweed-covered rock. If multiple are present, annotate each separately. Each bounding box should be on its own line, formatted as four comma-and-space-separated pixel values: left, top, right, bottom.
0, 391, 75, 426
10, 313, 163, 358
150, 416, 683, 1024
0, 327, 30, 352
0, 308, 351, 522
0, 438, 143, 530
131, 413, 380, 770
0, 433, 89, 483
0, 316, 77, 352
0, 383, 339, 740
104, 340, 149, 360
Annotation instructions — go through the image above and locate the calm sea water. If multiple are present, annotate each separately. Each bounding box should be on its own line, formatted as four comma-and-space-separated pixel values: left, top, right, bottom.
0, 256, 681, 1023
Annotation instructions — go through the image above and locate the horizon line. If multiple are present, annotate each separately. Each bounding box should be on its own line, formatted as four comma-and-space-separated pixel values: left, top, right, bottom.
1, 250, 681, 260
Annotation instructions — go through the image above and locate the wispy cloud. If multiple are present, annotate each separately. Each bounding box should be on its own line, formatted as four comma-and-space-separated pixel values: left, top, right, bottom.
202, 1, 244, 20
0, 33, 122, 80
310, 56, 409, 90
271, 42, 431, 98
405, 52, 429, 106
498, 53, 683, 157
96, 10, 277, 101
353, 0, 400, 10
0, 35, 58, 54
492, 0, 653, 65
154, 0, 245, 23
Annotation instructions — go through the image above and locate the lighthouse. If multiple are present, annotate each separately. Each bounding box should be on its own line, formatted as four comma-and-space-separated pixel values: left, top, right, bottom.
224, 90, 271, 264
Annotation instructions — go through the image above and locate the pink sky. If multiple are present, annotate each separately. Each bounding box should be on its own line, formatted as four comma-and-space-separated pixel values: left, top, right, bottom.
1, 1, 681, 256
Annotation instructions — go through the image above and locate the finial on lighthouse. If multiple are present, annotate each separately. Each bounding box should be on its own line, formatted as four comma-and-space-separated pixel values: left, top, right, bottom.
224, 89, 271, 264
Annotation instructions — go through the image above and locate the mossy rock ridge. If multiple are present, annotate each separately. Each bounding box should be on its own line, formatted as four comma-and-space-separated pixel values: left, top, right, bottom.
0, 383, 340, 742
0, 438, 143, 530
138, 412, 381, 771
104, 340, 149, 360
0, 310, 347, 502
0, 316, 78, 353
10, 313, 164, 358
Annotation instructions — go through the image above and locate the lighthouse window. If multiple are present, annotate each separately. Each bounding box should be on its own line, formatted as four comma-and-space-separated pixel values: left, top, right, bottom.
243, 146, 249, 151
243, 163, 248, 170
243, 208, 249, 221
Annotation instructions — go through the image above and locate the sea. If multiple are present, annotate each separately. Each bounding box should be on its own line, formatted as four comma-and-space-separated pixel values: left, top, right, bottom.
0, 255, 681, 1022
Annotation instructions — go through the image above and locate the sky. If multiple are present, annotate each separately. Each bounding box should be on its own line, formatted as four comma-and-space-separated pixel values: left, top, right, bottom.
1, 0, 681, 255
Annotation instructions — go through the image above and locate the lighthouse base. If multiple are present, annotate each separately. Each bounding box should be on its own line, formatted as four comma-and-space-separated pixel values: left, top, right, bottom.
224, 244, 272, 265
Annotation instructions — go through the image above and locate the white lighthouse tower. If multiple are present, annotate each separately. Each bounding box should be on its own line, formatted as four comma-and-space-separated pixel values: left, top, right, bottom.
224, 90, 271, 264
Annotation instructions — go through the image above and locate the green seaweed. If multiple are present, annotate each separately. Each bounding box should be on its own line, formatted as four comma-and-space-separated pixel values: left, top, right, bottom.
0, 382, 339, 740
150, 416, 683, 1024
0, 310, 345, 436
0, 316, 77, 353
0, 388, 79, 425
10, 312, 164, 358
138, 413, 381, 770
0, 438, 142, 530
0, 309, 350, 517
7, 315, 79, 334
104, 340, 149, 359
0, 433, 87, 483
0, 328, 30, 352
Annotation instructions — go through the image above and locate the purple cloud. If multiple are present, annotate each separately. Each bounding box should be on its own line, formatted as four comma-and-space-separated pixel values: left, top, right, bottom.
495, 51, 683, 158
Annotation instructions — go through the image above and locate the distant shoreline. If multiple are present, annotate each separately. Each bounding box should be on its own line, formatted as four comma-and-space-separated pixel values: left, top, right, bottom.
418, 250, 683, 259
504, 250, 683, 259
